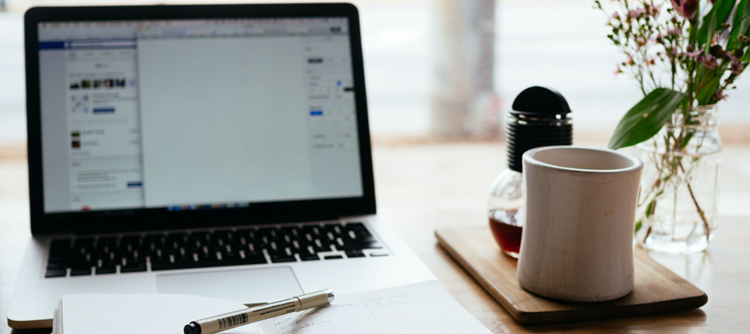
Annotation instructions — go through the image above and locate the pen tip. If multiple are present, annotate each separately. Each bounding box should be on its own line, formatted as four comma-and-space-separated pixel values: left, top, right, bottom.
326, 289, 335, 303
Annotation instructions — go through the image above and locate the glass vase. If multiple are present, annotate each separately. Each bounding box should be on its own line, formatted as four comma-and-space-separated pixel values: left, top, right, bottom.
634, 105, 721, 254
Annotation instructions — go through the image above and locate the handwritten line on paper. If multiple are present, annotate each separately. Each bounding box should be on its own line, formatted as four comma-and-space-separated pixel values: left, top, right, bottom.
360, 298, 376, 318
256, 281, 492, 334
271, 302, 361, 334
366, 294, 415, 308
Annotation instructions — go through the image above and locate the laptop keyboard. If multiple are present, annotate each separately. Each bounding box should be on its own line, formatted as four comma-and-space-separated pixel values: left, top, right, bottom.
44, 222, 386, 278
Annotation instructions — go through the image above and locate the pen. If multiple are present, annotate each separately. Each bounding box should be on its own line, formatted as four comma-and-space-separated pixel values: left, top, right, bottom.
183, 289, 335, 334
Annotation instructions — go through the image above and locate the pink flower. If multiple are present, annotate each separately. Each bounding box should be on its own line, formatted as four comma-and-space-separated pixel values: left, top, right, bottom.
670, 0, 698, 20
701, 54, 719, 70
684, 48, 701, 58
627, 8, 647, 19
667, 26, 682, 37
612, 12, 620, 20
724, 50, 738, 62
731, 61, 744, 75
650, 6, 660, 17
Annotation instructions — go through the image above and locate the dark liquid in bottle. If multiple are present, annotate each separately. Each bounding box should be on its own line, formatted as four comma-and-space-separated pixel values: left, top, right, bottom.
489, 209, 523, 258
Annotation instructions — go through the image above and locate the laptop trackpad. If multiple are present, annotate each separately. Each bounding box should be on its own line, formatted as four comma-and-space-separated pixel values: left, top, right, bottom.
156, 267, 303, 304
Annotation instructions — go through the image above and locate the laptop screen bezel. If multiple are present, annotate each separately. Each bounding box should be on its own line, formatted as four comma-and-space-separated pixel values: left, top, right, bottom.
24, 3, 376, 236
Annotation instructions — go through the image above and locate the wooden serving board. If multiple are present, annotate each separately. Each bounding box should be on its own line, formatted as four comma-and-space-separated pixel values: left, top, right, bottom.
435, 226, 708, 325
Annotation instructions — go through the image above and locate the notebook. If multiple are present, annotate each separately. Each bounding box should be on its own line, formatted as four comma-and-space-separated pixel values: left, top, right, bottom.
52, 280, 491, 334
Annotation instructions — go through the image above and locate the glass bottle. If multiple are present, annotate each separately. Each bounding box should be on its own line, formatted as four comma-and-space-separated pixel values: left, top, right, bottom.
488, 169, 524, 257
488, 86, 572, 258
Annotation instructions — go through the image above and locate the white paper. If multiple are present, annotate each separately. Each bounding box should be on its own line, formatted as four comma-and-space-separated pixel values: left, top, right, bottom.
52, 281, 490, 334
257, 280, 491, 334
52, 305, 60, 334
55, 294, 262, 334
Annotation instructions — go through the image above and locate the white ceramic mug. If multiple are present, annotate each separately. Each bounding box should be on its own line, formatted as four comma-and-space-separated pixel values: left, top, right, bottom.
516, 146, 643, 302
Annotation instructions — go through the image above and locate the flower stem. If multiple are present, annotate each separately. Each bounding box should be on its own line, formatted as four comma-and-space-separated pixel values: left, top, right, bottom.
685, 177, 711, 241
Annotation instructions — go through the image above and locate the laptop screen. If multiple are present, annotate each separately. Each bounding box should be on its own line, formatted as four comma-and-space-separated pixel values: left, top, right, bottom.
37, 18, 364, 214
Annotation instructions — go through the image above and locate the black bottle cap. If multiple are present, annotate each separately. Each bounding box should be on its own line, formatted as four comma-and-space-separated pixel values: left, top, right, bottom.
511, 86, 571, 116
507, 86, 572, 172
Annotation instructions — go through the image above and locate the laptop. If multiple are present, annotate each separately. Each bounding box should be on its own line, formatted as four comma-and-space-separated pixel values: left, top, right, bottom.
9, 3, 435, 329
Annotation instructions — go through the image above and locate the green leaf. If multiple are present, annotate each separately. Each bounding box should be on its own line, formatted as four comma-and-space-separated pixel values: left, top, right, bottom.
645, 200, 655, 218
635, 219, 643, 233
706, 14, 717, 49
742, 51, 750, 62
608, 88, 685, 150
698, 0, 735, 46
728, 0, 750, 48
697, 74, 722, 105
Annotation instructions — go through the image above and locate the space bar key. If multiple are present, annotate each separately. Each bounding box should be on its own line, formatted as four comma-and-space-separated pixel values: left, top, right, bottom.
150, 261, 205, 271
150, 258, 267, 271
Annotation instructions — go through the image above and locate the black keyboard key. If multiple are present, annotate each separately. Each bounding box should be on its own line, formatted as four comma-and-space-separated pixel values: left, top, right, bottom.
120, 235, 141, 248
46, 262, 66, 269
239, 251, 267, 265
279, 226, 300, 239
45, 268, 67, 278
213, 230, 236, 244
300, 254, 320, 261
336, 242, 383, 251
69, 253, 94, 267
236, 228, 256, 241
70, 266, 92, 276
188, 232, 210, 248
299, 247, 320, 261
221, 249, 240, 262
120, 262, 147, 273
345, 250, 366, 258
257, 227, 279, 238
49, 241, 74, 258
72, 238, 95, 253
322, 224, 344, 237
322, 230, 337, 242
335, 234, 383, 251
151, 261, 200, 271
270, 255, 297, 263
95, 266, 116, 275
344, 222, 373, 238
359, 238, 383, 249
127, 253, 145, 265
143, 234, 166, 248
47, 254, 71, 263
301, 226, 321, 237
323, 255, 344, 260
99, 256, 117, 269
290, 240, 304, 254
313, 239, 333, 252
95, 237, 117, 253
268, 245, 293, 257
244, 241, 261, 253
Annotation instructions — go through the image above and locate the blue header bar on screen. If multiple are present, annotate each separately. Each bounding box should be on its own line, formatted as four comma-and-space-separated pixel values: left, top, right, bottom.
39, 39, 137, 50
